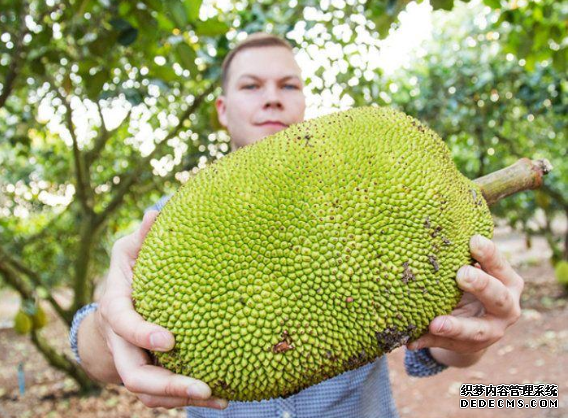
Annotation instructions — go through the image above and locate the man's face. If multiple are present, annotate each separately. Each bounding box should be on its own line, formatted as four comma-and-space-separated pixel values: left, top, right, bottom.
215, 46, 306, 150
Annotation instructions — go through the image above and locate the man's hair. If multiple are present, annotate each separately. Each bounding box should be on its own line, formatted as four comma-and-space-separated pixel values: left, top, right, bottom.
221, 32, 294, 92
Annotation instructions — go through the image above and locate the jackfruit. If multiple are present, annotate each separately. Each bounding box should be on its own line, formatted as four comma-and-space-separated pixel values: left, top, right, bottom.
132, 106, 494, 401
14, 310, 33, 335
555, 261, 568, 286
32, 305, 48, 330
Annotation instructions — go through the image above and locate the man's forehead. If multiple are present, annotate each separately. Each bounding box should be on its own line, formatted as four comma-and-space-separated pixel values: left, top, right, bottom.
228, 46, 301, 82
236, 73, 301, 81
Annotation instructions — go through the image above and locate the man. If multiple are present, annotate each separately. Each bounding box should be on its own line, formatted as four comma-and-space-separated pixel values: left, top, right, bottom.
70, 33, 523, 417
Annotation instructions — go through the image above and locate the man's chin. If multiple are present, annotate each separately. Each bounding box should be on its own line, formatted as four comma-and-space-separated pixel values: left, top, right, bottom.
258, 124, 288, 136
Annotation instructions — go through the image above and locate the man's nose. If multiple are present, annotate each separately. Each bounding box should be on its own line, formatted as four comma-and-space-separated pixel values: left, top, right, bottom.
263, 85, 283, 109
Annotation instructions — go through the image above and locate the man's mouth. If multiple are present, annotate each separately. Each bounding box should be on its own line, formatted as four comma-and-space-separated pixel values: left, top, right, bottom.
257, 121, 288, 128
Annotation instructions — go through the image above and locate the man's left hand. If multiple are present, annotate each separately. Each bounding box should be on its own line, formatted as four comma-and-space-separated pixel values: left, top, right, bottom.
407, 234, 523, 354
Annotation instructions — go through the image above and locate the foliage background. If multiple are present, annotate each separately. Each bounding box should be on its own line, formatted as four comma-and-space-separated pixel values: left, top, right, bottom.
0, 0, 567, 392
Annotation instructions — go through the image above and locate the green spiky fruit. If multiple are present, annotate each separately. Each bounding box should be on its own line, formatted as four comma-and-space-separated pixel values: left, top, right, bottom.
555, 261, 568, 286
132, 106, 494, 401
14, 310, 33, 335
32, 306, 48, 330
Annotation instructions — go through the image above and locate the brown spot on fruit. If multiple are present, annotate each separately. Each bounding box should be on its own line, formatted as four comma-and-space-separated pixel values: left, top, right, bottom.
375, 327, 412, 352
273, 330, 295, 353
401, 261, 415, 284
428, 255, 439, 272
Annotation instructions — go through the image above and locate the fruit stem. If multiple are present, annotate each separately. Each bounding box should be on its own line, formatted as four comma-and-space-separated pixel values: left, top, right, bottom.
474, 158, 553, 206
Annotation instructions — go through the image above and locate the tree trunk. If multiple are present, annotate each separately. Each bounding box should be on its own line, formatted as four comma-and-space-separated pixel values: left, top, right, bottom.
30, 329, 100, 395
72, 216, 98, 315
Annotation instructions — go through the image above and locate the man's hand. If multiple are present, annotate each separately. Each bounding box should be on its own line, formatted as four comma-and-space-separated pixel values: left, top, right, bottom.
406, 234, 523, 366
95, 210, 228, 410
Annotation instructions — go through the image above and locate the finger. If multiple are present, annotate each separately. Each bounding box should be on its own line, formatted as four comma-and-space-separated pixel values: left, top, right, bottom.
101, 294, 175, 351
470, 235, 517, 288
408, 333, 480, 353
456, 265, 517, 318
407, 316, 502, 352
108, 210, 159, 285
112, 210, 159, 260
137, 393, 228, 410
429, 315, 503, 343
111, 333, 213, 401
138, 210, 159, 242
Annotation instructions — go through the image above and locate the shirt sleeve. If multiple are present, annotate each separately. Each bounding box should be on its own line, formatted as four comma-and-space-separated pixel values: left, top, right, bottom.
145, 194, 173, 213
404, 348, 449, 377
69, 302, 99, 364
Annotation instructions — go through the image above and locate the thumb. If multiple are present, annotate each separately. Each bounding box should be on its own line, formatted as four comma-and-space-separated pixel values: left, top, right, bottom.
114, 210, 160, 260
138, 210, 159, 242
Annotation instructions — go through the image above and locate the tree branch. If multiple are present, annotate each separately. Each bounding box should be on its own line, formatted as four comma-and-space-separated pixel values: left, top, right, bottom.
84, 103, 131, 167
93, 83, 216, 226
71, 216, 99, 313
0, 1, 29, 109
30, 329, 99, 394
49, 76, 94, 215
0, 258, 34, 300
12, 204, 71, 251
0, 245, 71, 324
494, 132, 568, 214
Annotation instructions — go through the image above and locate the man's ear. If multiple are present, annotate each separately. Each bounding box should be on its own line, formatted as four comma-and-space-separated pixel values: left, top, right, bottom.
215, 96, 228, 128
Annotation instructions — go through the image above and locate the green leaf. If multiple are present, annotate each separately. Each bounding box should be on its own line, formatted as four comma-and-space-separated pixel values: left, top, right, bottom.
194, 19, 229, 37
149, 63, 179, 82
88, 31, 117, 57
29, 58, 46, 76
110, 18, 132, 32
372, 14, 393, 38
156, 12, 175, 31
175, 42, 197, 73
86, 70, 109, 100
144, 0, 164, 12
118, 27, 138, 46
77, 59, 98, 76
533, 27, 550, 50
482, 0, 501, 9
123, 88, 144, 106
431, 0, 454, 11
552, 46, 568, 72
166, 0, 188, 29
118, 2, 132, 16
184, 0, 202, 23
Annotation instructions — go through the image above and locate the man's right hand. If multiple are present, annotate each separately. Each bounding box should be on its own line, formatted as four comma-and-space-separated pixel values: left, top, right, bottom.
89, 210, 228, 410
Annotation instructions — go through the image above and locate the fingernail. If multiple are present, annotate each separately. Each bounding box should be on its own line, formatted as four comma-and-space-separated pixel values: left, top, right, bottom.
150, 332, 172, 350
471, 235, 490, 252
408, 341, 421, 350
214, 399, 229, 409
187, 381, 212, 399
457, 266, 473, 284
437, 317, 450, 333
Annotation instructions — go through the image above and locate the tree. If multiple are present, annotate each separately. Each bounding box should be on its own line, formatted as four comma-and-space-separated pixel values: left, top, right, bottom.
0, 0, 420, 392
0, 0, 566, 392
385, 1, 568, 262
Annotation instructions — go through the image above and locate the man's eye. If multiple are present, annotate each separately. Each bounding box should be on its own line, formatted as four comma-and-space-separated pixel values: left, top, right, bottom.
243, 84, 258, 90
283, 84, 299, 90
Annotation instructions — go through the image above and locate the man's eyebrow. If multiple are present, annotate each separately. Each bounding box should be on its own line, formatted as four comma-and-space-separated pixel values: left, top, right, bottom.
237, 74, 301, 82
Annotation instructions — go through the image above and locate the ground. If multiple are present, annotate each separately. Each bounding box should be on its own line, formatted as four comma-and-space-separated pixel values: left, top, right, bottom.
0, 226, 566, 418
